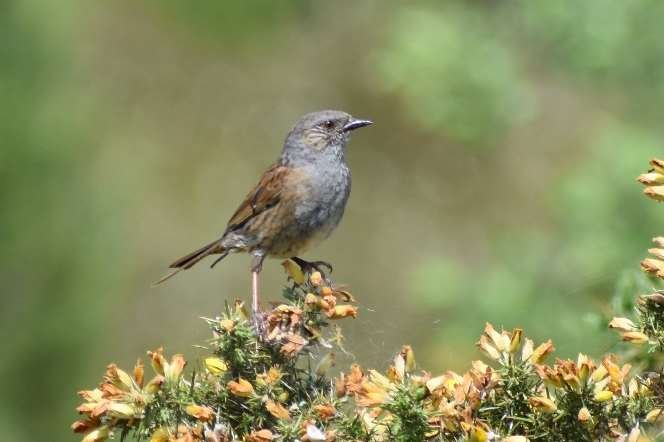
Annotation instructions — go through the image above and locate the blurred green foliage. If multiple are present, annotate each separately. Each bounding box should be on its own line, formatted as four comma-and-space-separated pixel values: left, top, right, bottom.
3, 1, 664, 440
0, 2, 126, 441
375, 5, 533, 145
147, 0, 309, 45
521, 0, 664, 99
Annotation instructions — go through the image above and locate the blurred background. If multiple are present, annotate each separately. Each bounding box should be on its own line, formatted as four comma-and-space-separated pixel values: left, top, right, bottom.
2, 0, 664, 439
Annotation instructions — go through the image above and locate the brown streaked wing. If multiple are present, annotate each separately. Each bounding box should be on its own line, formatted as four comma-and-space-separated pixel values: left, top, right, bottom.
225, 164, 289, 232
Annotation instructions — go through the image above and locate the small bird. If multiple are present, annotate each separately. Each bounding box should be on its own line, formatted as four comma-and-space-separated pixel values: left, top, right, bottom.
156, 110, 372, 320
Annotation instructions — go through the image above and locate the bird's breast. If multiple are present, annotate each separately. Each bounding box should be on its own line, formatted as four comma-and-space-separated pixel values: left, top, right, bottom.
264, 162, 351, 257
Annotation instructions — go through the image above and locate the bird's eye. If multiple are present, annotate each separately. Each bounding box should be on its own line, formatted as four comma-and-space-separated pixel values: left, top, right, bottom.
323, 120, 335, 129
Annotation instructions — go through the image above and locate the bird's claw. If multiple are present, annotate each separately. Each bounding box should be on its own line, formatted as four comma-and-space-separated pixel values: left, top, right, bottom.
291, 257, 333, 280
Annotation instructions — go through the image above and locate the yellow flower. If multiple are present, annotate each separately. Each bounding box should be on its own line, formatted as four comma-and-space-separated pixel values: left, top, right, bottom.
641, 258, 664, 276
650, 158, 664, 174
148, 347, 166, 376
133, 359, 144, 389
528, 340, 555, 364
227, 378, 255, 398
204, 357, 228, 375
146, 348, 186, 382
649, 248, 664, 260
266, 366, 283, 385
644, 185, 664, 201
309, 271, 323, 286
103, 364, 135, 391
646, 408, 664, 423
621, 331, 649, 345
577, 354, 595, 384
509, 328, 523, 353
594, 390, 613, 402
528, 396, 557, 413
164, 354, 186, 383
637, 172, 664, 185
107, 402, 138, 419
144, 375, 164, 394
149, 427, 170, 442
219, 319, 235, 332
304, 293, 318, 305
355, 370, 393, 407
81, 426, 110, 442
281, 259, 305, 284
467, 425, 489, 442
401, 345, 416, 372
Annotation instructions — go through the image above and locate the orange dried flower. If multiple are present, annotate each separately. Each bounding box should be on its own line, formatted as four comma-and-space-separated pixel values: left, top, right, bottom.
528, 396, 557, 413
313, 403, 337, 421
327, 305, 358, 319
185, 404, 214, 422
247, 429, 275, 441
265, 399, 290, 420
227, 378, 254, 398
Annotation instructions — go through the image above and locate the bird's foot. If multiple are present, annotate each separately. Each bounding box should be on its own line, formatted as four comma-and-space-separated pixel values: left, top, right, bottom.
291, 257, 333, 280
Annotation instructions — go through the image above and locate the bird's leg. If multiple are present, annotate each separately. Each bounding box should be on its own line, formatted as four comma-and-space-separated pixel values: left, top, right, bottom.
291, 256, 333, 279
250, 252, 266, 336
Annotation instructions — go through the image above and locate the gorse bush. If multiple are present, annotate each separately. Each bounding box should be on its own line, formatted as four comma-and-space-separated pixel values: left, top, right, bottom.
73, 160, 664, 441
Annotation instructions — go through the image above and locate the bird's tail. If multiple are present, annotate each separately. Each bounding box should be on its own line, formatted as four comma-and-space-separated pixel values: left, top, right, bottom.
152, 239, 227, 286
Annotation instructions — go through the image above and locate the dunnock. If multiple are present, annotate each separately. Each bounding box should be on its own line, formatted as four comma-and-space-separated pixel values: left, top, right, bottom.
156, 110, 372, 319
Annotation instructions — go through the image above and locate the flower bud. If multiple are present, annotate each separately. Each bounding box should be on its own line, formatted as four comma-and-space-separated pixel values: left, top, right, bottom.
608, 317, 636, 332
637, 172, 664, 185
509, 329, 523, 354
594, 390, 613, 402
651, 158, 664, 174
621, 331, 649, 345
649, 248, 664, 260
82, 426, 110, 442
309, 271, 323, 286
641, 258, 664, 277
646, 408, 664, 423
133, 359, 144, 388
165, 354, 186, 383
644, 185, 664, 202
578, 407, 591, 424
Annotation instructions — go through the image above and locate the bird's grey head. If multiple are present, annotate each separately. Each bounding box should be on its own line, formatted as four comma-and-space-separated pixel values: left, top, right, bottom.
280, 110, 372, 166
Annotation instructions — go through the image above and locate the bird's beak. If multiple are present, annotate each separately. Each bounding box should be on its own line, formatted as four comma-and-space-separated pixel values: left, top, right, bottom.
342, 118, 373, 132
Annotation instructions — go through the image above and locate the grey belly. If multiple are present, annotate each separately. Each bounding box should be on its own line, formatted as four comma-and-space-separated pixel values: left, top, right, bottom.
268, 200, 345, 258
